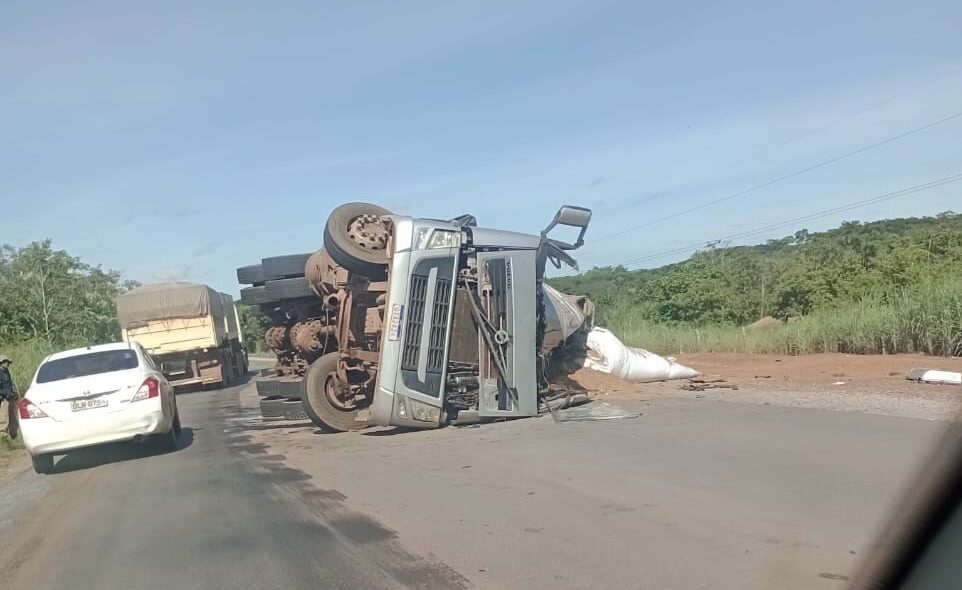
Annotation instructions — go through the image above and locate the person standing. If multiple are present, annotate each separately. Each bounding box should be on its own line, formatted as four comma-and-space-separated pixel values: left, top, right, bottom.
0, 355, 18, 438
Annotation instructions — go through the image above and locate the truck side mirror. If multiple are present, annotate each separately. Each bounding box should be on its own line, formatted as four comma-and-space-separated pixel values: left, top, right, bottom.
542, 205, 592, 249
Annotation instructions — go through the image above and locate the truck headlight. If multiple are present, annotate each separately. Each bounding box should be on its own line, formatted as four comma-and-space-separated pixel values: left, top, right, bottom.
413, 228, 461, 251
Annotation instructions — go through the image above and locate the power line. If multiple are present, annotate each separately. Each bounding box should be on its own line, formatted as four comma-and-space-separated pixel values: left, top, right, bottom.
606, 172, 962, 268
584, 109, 962, 247
587, 64, 962, 227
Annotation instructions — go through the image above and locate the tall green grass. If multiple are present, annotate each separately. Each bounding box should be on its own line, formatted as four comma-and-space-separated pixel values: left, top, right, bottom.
0, 339, 58, 394
611, 278, 962, 356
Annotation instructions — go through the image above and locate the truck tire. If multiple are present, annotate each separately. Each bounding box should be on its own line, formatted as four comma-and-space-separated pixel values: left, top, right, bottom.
255, 379, 281, 397
323, 202, 392, 279
262, 253, 311, 281
302, 352, 363, 432
277, 378, 304, 400
240, 286, 276, 306
236, 264, 265, 285
265, 277, 315, 301
259, 395, 286, 419
283, 398, 309, 420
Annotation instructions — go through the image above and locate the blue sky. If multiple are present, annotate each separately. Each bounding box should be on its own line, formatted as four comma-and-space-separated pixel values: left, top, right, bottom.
2, 0, 961, 295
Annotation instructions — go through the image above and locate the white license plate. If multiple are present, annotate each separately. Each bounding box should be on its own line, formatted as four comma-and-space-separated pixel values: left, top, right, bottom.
71, 398, 108, 412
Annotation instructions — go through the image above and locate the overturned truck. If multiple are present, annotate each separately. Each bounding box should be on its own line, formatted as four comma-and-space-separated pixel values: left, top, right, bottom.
241, 203, 594, 431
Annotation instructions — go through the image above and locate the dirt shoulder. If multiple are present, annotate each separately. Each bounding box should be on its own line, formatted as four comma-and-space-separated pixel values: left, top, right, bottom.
566, 353, 962, 421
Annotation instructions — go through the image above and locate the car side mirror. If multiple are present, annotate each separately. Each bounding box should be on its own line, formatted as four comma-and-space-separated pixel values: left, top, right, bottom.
542, 205, 592, 249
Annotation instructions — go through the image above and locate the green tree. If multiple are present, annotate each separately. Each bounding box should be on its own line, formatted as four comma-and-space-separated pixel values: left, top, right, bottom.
0, 240, 130, 346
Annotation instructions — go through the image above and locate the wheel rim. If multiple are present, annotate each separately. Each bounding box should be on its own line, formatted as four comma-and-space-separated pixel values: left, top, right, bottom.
324, 373, 356, 411
346, 214, 389, 252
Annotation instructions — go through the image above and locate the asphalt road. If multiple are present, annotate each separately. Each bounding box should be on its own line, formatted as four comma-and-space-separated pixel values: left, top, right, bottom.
0, 378, 469, 590
0, 376, 949, 590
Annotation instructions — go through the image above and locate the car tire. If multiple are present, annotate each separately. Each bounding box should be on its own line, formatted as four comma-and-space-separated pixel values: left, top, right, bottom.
240, 286, 276, 306
172, 409, 183, 437
236, 264, 265, 285
265, 277, 315, 301
31, 453, 54, 475
152, 428, 178, 452
302, 352, 363, 432
255, 379, 281, 397
259, 395, 286, 419
262, 253, 311, 280
323, 202, 392, 279
283, 398, 309, 420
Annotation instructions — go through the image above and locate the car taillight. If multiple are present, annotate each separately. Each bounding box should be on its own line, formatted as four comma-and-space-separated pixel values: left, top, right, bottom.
131, 377, 160, 402
18, 398, 48, 419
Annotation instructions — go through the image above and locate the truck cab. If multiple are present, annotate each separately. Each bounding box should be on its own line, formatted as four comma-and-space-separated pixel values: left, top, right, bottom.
370, 207, 592, 428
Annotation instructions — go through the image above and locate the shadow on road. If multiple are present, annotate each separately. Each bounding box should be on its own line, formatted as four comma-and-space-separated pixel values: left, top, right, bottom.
50, 427, 195, 474
173, 371, 255, 396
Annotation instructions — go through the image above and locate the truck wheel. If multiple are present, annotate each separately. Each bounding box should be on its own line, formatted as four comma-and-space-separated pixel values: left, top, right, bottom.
31, 454, 54, 475
236, 264, 265, 285
259, 395, 286, 419
303, 352, 363, 432
255, 378, 281, 397
265, 277, 316, 301
277, 378, 304, 400
323, 202, 392, 279
262, 253, 311, 280
283, 398, 309, 420
240, 286, 277, 306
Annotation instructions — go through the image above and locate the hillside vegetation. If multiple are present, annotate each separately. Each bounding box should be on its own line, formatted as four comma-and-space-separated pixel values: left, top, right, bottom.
551, 212, 962, 356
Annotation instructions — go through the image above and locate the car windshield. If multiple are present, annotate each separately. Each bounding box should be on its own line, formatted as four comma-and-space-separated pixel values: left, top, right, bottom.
36, 350, 139, 383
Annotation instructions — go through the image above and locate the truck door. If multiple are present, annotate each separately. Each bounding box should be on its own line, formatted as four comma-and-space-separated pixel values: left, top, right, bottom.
476, 249, 538, 418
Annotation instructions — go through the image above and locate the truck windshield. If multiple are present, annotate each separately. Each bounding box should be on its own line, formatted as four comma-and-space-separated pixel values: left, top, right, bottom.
36, 350, 140, 383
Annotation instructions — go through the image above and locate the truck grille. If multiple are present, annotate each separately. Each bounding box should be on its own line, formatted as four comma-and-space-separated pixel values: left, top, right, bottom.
402, 275, 452, 374
401, 275, 428, 371
426, 279, 451, 373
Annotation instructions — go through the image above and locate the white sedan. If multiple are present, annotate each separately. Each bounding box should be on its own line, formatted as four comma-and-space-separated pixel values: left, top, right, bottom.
19, 342, 182, 474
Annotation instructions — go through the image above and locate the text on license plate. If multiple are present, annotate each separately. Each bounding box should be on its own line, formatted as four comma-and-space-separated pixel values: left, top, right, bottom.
71, 398, 108, 412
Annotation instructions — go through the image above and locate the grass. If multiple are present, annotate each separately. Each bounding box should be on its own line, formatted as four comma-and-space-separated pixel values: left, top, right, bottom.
0, 339, 58, 391
610, 278, 962, 357
0, 340, 56, 456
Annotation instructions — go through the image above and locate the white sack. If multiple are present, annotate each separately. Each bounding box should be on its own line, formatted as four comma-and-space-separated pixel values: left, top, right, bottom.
583, 327, 699, 382
908, 369, 961, 386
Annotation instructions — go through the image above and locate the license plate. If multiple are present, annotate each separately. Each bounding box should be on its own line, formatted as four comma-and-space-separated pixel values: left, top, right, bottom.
71, 398, 108, 412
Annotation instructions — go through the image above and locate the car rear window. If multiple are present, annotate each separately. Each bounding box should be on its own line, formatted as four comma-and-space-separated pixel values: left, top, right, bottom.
36, 349, 140, 383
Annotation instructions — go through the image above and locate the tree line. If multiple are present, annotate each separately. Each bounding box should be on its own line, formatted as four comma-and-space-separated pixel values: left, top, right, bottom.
551, 212, 962, 328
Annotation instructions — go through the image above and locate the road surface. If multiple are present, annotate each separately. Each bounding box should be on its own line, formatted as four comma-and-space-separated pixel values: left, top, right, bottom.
0, 376, 948, 590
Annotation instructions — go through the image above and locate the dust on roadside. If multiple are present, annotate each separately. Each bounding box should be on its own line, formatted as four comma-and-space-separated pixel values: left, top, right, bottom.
567, 352, 962, 421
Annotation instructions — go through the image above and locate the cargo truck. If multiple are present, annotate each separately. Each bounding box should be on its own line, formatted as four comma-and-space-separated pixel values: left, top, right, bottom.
117, 282, 248, 388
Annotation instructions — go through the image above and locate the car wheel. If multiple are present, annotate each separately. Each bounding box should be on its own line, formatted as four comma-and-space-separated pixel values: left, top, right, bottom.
302, 352, 364, 432
265, 277, 316, 301
31, 453, 54, 475
172, 409, 183, 437
323, 202, 393, 279
152, 428, 177, 452
262, 253, 311, 280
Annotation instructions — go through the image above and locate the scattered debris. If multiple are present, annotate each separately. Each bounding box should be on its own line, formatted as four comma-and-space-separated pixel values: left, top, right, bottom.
906, 368, 961, 386
833, 381, 847, 386
818, 572, 851, 581
550, 402, 640, 422
681, 378, 739, 392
